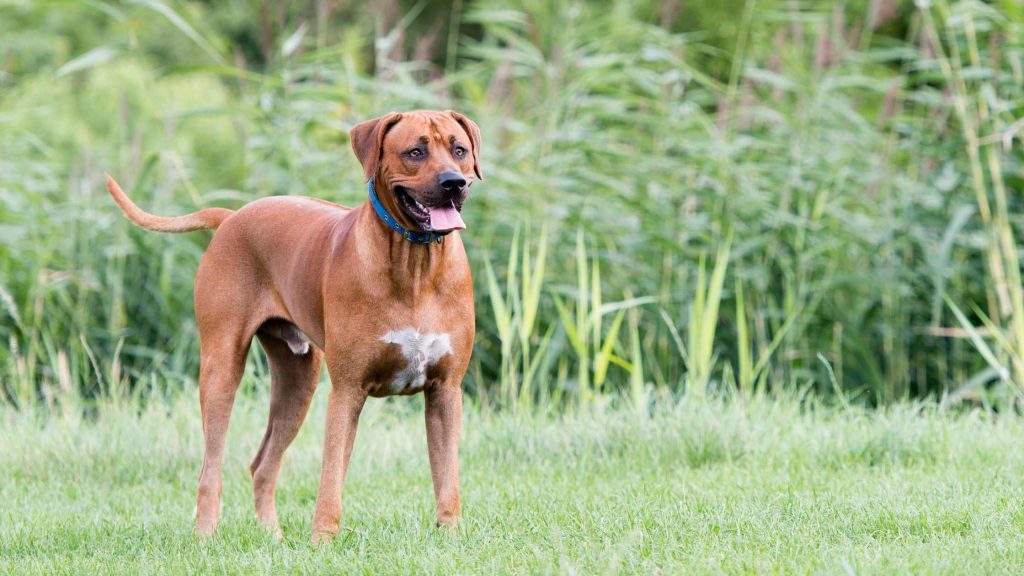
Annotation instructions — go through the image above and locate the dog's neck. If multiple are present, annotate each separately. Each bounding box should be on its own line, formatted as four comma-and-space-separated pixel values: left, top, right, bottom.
354, 188, 461, 297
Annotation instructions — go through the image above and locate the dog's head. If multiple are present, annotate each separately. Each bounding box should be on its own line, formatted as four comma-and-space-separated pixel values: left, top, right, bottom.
350, 110, 483, 233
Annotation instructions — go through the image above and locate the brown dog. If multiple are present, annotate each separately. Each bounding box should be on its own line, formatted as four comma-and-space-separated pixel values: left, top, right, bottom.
106, 110, 482, 541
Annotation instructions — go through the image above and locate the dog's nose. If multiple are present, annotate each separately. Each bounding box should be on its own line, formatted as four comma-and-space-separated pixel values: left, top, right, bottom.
438, 171, 467, 194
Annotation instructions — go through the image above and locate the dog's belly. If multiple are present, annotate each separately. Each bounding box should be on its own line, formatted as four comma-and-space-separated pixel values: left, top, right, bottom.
368, 326, 454, 396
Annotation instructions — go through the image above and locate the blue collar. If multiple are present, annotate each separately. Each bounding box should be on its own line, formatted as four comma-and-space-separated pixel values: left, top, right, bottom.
367, 179, 449, 244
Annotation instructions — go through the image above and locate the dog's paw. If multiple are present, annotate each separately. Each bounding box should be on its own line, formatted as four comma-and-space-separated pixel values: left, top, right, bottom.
435, 517, 460, 534
311, 530, 337, 545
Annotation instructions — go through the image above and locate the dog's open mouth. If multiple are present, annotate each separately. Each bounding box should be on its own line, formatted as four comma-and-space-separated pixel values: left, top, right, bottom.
395, 187, 465, 232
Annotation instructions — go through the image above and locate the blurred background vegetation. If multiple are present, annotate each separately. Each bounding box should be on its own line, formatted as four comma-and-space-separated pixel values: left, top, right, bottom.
1, 0, 1022, 411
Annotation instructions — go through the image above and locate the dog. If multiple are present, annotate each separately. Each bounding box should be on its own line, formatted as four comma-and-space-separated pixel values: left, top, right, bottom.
106, 110, 482, 542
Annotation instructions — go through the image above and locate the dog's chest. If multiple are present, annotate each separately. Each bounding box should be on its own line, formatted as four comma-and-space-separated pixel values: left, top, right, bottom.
372, 327, 453, 394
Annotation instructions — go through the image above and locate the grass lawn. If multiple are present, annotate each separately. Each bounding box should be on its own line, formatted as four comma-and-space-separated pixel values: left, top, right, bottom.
2, 388, 1023, 574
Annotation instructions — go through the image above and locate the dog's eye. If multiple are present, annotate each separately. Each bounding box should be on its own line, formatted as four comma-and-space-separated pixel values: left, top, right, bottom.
453, 146, 467, 159
406, 148, 424, 159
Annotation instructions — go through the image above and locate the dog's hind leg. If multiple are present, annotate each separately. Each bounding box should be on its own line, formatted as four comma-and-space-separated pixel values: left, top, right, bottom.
195, 333, 250, 537
250, 330, 322, 536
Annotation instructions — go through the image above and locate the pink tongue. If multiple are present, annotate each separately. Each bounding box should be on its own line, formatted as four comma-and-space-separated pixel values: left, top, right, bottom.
429, 203, 465, 231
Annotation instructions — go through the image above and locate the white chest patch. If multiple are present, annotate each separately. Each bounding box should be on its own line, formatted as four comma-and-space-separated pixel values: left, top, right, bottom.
380, 328, 453, 392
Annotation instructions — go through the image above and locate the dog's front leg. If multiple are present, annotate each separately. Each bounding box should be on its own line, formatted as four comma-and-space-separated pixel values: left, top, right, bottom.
311, 386, 366, 543
425, 383, 462, 528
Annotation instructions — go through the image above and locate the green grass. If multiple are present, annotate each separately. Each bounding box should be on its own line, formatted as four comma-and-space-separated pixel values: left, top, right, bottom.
3, 388, 1024, 574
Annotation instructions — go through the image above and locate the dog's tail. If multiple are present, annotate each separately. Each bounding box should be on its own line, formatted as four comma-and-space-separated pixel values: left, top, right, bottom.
106, 175, 234, 233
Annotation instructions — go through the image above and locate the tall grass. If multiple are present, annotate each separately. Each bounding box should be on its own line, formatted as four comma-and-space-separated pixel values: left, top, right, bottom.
483, 225, 555, 408
0, 0, 1022, 410
921, 1, 1024, 402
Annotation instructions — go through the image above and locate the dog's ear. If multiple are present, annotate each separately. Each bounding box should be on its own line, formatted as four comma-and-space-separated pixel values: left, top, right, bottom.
447, 110, 483, 180
350, 112, 403, 182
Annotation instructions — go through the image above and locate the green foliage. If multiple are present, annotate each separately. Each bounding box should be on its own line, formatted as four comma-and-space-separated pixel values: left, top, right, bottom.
483, 224, 557, 409
1, 0, 1022, 409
